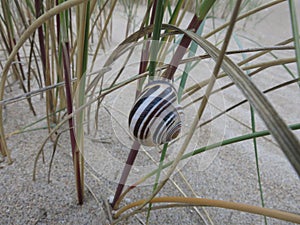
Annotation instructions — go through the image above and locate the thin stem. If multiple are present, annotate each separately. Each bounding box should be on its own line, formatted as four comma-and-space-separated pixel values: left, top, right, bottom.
288, 0, 300, 85
148, 0, 165, 79
146, 143, 168, 223
113, 196, 300, 224
112, 0, 159, 209
133, 0, 242, 213
251, 105, 267, 225
204, 0, 286, 39
62, 41, 83, 205
111, 141, 140, 208
162, 0, 216, 80
125, 122, 300, 194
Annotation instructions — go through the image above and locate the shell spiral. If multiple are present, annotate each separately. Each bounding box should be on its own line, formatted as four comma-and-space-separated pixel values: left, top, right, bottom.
128, 80, 183, 146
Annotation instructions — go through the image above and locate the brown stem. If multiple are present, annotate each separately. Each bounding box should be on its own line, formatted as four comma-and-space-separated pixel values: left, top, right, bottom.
162, 15, 203, 80
112, 9, 205, 211
111, 16, 204, 205
35, 0, 56, 123
111, 141, 140, 209
35, 0, 46, 73
62, 41, 83, 204
111, 0, 157, 209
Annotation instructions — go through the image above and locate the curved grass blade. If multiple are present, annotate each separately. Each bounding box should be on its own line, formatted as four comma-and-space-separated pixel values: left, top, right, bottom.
233, 33, 267, 224
47, 128, 68, 183
114, 196, 300, 224
162, 0, 216, 80
178, 21, 206, 101
0, 0, 90, 166
113, 21, 299, 197
132, 2, 242, 214
146, 143, 168, 224
204, 0, 286, 39
120, 122, 300, 197
185, 30, 300, 176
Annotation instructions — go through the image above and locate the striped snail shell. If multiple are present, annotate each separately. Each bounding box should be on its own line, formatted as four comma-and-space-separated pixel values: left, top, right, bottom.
128, 79, 183, 147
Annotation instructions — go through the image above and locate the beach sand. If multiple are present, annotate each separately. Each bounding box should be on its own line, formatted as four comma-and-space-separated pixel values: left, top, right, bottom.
0, 1, 299, 224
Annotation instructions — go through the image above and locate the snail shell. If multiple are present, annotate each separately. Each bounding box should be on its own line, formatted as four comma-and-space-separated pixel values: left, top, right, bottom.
128, 80, 183, 146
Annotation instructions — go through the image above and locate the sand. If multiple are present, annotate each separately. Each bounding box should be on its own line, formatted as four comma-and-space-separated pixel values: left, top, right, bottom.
0, 1, 299, 224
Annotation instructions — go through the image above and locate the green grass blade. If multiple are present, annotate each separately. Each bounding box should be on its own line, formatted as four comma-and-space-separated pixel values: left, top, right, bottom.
196, 0, 216, 20
133, 123, 300, 188
25, 0, 35, 14
182, 29, 300, 176
288, 0, 300, 85
138, 2, 242, 215
178, 21, 206, 102
160, 0, 184, 43
149, 0, 165, 79
146, 143, 168, 224
233, 33, 267, 224
251, 106, 267, 225
147, 1, 167, 219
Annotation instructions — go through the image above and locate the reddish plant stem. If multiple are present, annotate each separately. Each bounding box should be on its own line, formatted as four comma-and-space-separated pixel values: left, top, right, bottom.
56, 0, 83, 203
35, 0, 56, 123
162, 15, 203, 80
13, 37, 37, 116
112, 7, 205, 211
62, 41, 83, 205
35, 0, 47, 74
139, 0, 157, 74
111, 142, 141, 208
56, 0, 61, 46
111, 0, 159, 209
1, 1, 36, 116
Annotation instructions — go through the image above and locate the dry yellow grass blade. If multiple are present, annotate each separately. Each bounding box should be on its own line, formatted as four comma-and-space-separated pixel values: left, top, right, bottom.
121, 23, 300, 175
185, 30, 300, 176
113, 196, 300, 224
0, 0, 90, 162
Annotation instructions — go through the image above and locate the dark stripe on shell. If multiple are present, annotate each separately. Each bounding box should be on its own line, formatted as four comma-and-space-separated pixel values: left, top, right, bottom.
133, 86, 173, 139
128, 84, 159, 126
128, 80, 183, 146
139, 91, 176, 140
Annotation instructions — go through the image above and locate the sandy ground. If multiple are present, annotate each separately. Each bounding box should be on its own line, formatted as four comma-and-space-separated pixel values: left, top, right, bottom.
0, 1, 300, 225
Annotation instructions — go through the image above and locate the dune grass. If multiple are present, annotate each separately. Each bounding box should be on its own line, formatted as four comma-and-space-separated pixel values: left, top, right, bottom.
0, 0, 299, 224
